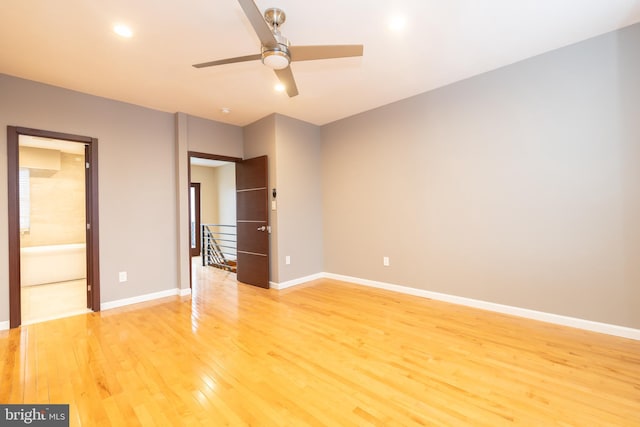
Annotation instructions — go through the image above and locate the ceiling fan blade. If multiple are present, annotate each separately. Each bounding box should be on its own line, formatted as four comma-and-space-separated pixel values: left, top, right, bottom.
289, 45, 363, 62
274, 67, 299, 97
237, 0, 278, 48
193, 53, 262, 68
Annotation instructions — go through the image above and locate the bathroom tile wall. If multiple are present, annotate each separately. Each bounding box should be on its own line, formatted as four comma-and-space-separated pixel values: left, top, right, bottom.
20, 150, 86, 247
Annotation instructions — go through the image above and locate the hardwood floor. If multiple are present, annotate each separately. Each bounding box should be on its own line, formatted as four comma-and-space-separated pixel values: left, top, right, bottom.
1, 264, 639, 426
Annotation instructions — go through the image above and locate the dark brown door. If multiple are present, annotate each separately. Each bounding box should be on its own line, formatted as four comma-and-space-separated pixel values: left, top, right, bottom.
189, 183, 201, 257
236, 156, 269, 288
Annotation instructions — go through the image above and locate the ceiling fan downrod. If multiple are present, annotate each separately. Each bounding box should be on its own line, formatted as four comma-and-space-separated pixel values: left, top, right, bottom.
264, 7, 286, 31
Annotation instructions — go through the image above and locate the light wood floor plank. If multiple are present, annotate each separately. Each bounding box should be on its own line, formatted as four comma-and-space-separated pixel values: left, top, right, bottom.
1, 264, 639, 426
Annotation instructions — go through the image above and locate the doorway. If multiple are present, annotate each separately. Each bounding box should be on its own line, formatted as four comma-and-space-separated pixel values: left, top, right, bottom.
7, 126, 100, 328
189, 153, 239, 273
189, 152, 242, 287
187, 151, 270, 289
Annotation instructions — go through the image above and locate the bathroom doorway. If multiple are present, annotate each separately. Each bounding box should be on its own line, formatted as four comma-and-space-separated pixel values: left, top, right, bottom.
7, 126, 100, 328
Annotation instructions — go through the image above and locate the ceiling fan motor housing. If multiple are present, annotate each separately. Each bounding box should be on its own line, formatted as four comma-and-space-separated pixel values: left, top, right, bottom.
261, 25, 291, 69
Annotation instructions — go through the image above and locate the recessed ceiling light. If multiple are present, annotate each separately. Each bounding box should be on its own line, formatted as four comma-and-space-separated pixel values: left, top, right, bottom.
220, 107, 231, 114
113, 24, 133, 38
388, 15, 407, 32
274, 83, 285, 92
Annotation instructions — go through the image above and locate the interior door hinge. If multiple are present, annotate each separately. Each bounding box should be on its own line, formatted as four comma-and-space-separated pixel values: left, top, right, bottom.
87, 223, 91, 230
87, 285, 91, 291
86, 162, 90, 169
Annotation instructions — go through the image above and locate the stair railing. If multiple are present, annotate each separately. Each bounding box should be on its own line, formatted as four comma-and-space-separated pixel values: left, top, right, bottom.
202, 224, 237, 272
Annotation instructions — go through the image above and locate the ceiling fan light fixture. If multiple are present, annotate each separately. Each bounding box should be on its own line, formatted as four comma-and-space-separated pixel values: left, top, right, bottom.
262, 49, 290, 70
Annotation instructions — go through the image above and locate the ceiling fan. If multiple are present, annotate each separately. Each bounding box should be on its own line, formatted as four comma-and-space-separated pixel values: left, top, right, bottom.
193, 0, 364, 97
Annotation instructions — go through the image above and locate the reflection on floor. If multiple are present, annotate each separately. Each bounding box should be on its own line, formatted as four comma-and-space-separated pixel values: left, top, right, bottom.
191, 256, 237, 293
21, 279, 89, 325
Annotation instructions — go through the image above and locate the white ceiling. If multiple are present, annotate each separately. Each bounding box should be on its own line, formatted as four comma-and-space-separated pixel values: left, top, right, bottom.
1, 1, 639, 127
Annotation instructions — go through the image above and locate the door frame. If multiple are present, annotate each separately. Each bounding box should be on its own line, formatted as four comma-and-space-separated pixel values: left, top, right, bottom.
7, 126, 100, 328
187, 151, 242, 288
189, 182, 201, 257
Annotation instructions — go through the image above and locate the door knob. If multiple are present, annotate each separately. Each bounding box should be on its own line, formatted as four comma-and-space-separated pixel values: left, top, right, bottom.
257, 226, 267, 231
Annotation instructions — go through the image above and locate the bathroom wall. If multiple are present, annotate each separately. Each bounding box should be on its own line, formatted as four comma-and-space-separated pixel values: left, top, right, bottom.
19, 149, 86, 248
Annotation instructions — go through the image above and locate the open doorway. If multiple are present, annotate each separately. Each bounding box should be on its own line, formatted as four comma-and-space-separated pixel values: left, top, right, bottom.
187, 151, 271, 289
7, 126, 100, 328
189, 154, 238, 271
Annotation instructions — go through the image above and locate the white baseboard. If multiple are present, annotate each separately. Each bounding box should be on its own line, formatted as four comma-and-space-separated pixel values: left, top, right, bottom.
270, 273, 325, 290
9, 274, 634, 341
0, 287, 192, 329
101, 288, 180, 311
292, 272, 639, 341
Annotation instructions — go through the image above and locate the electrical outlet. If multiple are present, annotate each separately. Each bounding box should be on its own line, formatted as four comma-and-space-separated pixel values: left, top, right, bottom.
383, 257, 390, 267
118, 271, 127, 282
285, 255, 291, 265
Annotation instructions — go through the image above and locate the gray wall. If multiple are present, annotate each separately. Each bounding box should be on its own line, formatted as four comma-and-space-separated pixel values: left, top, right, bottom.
176, 113, 244, 290
243, 115, 279, 282
242, 114, 324, 284
321, 24, 640, 328
0, 77, 245, 322
187, 115, 243, 157
275, 115, 324, 282
0, 74, 177, 319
